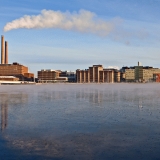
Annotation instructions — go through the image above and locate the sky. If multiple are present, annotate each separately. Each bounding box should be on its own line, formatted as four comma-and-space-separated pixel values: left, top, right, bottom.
1, 0, 160, 75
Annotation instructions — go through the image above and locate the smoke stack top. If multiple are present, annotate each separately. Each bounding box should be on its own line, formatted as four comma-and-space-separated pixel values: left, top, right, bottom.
138, 61, 142, 66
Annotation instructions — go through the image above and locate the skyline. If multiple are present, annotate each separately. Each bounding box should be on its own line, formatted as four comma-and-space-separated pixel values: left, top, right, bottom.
1, 0, 160, 75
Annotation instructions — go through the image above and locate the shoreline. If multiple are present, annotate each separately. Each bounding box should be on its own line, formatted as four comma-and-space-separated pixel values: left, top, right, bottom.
0, 82, 160, 85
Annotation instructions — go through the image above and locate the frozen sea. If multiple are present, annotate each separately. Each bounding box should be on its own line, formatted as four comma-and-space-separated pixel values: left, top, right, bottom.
0, 83, 160, 160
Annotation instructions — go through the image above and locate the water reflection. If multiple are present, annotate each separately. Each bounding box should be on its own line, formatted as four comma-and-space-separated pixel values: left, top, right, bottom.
0, 84, 160, 159
0, 94, 9, 131
0, 92, 28, 132
1, 102, 8, 131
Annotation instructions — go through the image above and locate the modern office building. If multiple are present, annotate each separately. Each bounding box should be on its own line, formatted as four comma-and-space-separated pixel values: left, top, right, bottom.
76, 65, 115, 83
0, 35, 34, 81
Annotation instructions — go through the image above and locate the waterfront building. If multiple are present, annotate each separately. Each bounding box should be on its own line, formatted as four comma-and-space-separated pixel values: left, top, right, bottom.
76, 65, 115, 83
0, 76, 19, 81
0, 62, 34, 81
122, 62, 160, 82
99, 69, 114, 83
38, 69, 68, 83
0, 35, 34, 81
0, 63, 34, 81
125, 69, 135, 82
120, 72, 125, 82
114, 70, 121, 82
89, 65, 103, 83
76, 69, 90, 83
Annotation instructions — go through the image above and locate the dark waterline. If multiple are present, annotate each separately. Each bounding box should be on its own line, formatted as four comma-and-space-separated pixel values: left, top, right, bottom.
0, 83, 160, 160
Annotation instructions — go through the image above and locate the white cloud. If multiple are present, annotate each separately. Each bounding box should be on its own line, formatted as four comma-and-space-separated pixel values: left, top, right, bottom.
107, 66, 119, 70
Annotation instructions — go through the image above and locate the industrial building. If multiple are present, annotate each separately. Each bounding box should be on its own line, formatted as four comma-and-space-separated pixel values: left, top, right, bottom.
76, 65, 121, 83
0, 35, 34, 81
121, 62, 160, 82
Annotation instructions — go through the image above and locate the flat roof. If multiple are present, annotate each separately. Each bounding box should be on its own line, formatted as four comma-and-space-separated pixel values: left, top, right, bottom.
0, 76, 17, 78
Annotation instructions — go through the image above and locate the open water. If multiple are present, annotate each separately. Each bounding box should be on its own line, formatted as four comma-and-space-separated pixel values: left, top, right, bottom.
0, 83, 160, 160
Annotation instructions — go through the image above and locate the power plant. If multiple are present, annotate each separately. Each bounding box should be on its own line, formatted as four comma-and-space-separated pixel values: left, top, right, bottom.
0, 35, 34, 82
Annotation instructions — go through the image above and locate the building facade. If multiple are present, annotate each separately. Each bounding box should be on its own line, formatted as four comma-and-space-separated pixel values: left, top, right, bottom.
122, 62, 160, 82
38, 70, 68, 83
59, 71, 76, 82
76, 65, 115, 83
125, 69, 135, 82
99, 69, 114, 83
0, 63, 34, 81
0, 76, 19, 81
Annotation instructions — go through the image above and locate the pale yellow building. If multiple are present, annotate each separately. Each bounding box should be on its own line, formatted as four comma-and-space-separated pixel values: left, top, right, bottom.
125, 69, 135, 82
124, 62, 160, 82
114, 71, 121, 82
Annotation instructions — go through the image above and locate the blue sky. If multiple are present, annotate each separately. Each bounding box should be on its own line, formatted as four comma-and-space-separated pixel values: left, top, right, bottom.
1, 0, 160, 75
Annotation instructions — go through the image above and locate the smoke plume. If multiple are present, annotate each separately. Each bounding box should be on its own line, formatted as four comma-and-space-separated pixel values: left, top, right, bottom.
4, 9, 121, 36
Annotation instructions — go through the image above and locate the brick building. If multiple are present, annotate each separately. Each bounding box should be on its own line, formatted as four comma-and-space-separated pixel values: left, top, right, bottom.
0, 35, 34, 81
38, 70, 68, 83
0, 62, 34, 81
76, 65, 116, 83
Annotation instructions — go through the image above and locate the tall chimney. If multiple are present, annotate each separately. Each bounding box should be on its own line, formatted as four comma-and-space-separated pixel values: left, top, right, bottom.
1, 35, 5, 64
5, 41, 8, 64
